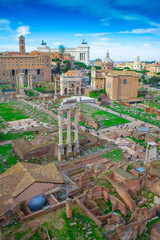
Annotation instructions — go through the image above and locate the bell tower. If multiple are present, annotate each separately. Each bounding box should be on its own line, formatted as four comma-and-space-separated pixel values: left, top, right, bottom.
19, 35, 25, 54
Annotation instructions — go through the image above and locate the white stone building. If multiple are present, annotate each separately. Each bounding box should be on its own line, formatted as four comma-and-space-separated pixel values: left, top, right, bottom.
133, 56, 142, 71
37, 40, 90, 66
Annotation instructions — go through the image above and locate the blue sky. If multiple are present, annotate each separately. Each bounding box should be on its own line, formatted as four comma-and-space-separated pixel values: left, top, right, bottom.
0, 0, 160, 61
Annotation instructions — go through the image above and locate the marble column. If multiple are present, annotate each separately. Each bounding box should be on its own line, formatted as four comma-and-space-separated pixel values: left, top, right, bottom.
16, 75, 19, 89
28, 73, 33, 89
58, 109, 64, 160
67, 109, 72, 153
54, 80, 57, 99
74, 107, 80, 153
19, 73, 24, 89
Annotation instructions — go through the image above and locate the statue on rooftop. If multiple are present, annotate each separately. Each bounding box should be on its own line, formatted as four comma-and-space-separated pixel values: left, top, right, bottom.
82, 39, 87, 44
41, 40, 47, 45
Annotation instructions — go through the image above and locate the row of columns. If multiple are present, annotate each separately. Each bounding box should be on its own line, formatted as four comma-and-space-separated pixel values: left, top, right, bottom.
16, 73, 33, 89
80, 53, 85, 61
58, 107, 79, 160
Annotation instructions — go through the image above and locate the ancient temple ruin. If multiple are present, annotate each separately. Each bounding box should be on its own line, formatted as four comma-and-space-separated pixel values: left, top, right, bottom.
58, 98, 80, 160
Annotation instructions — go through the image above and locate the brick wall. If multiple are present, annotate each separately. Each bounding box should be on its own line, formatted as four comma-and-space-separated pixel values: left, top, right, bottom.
106, 176, 136, 212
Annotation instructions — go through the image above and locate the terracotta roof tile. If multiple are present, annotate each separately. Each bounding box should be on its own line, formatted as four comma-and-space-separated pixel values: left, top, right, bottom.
0, 162, 63, 198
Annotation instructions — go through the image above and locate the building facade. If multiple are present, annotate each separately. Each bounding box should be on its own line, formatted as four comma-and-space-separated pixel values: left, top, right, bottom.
91, 51, 139, 100
0, 36, 51, 87
37, 40, 90, 66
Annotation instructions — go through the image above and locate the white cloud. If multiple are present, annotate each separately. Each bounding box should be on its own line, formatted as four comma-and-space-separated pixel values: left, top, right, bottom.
119, 28, 160, 34
0, 19, 11, 31
149, 21, 160, 27
16, 25, 31, 36
52, 41, 61, 46
75, 32, 110, 37
98, 37, 111, 41
143, 43, 150, 47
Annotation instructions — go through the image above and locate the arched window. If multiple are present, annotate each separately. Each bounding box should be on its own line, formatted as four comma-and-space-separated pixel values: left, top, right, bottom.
123, 79, 127, 84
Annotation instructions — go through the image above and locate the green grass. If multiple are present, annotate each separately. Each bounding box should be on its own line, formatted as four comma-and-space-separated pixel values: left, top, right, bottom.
106, 102, 160, 127
99, 117, 129, 127
10, 101, 58, 126
96, 198, 112, 214
0, 144, 18, 173
53, 206, 104, 240
28, 90, 35, 97
127, 136, 147, 148
146, 217, 160, 235
136, 233, 150, 240
101, 149, 123, 162
14, 228, 32, 240
0, 103, 28, 121
2, 205, 104, 240
0, 131, 35, 141
34, 86, 57, 93
81, 103, 130, 129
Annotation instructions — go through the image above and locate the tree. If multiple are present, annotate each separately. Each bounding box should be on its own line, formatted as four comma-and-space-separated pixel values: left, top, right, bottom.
95, 66, 101, 70
148, 76, 160, 85
113, 67, 123, 71
64, 60, 70, 72
52, 58, 61, 62
74, 62, 87, 68
142, 79, 148, 85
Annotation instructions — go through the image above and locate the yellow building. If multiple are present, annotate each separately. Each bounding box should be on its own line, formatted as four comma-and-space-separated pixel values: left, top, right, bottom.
105, 71, 138, 100
95, 58, 102, 67
0, 36, 51, 87
91, 52, 139, 100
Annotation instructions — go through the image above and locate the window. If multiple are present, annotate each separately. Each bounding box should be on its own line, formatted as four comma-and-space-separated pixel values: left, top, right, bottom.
123, 79, 127, 84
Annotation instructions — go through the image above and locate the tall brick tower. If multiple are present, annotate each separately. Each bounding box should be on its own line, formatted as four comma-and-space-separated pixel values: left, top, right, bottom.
19, 35, 25, 54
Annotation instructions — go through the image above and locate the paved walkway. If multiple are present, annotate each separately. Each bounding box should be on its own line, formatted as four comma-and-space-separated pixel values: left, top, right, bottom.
0, 140, 12, 146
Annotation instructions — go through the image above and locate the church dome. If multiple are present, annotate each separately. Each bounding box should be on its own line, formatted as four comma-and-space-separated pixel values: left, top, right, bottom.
28, 195, 47, 212
103, 51, 113, 64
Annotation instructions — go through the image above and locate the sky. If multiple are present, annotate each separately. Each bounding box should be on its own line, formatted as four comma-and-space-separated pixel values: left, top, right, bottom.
0, 0, 160, 61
